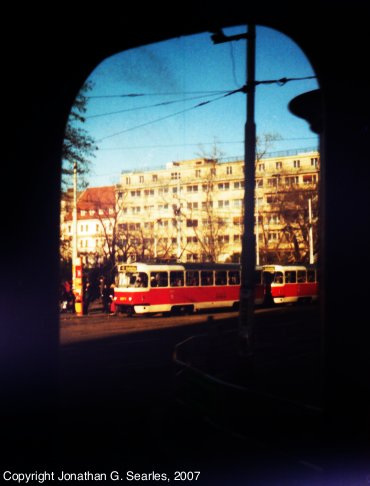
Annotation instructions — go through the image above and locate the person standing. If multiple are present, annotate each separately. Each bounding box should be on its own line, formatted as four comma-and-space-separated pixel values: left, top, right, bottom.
83, 280, 92, 315
102, 283, 111, 314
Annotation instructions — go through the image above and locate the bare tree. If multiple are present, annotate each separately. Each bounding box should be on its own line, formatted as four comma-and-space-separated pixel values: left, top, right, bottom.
258, 181, 319, 264
256, 132, 282, 162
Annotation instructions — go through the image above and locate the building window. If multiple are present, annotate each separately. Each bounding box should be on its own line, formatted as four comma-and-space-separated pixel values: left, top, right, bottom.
233, 216, 243, 227
130, 190, 141, 197
234, 181, 244, 189
139, 175, 144, 183
268, 178, 278, 187
233, 199, 243, 207
285, 176, 299, 186
218, 182, 230, 191
268, 232, 279, 241
218, 200, 229, 208
186, 219, 198, 227
144, 189, 154, 196
269, 214, 280, 224
258, 164, 265, 172
125, 177, 131, 185
276, 161, 283, 169
310, 157, 318, 167
152, 174, 158, 182
293, 159, 301, 168
210, 168, 216, 176
226, 166, 232, 175
202, 183, 213, 192
195, 169, 201, 177
303, 174, 317, 184
187, 185, 198, 192
186, 236, 198, 243
96, 224, 99, 232
255, 179, 263, 188
202, 201, 213, 209
171, 172, 181, 180
187, 202, 198, 210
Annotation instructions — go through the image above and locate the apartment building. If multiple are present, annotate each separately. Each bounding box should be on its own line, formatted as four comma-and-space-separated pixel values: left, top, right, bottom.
116, 148, 320, 264
60, 149, 319, 266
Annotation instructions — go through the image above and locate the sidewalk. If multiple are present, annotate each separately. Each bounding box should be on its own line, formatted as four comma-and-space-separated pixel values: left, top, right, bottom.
59, 298, 108, 318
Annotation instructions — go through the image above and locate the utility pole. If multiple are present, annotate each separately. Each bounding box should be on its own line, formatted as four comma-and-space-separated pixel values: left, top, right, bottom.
72, 162, 83, 316
176, 177, 182, 261
255, 195, 260, 266
240, 24, 256, 353
308, 197, 314, 264
72, 162, 78, 264
211, 24, 256, 355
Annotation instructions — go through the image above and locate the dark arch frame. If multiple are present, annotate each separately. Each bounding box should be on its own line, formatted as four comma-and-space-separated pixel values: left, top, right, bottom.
2, 1, 369, 471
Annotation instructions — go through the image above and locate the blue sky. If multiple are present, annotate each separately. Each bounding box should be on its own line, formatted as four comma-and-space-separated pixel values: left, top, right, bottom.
80, 25, 319, 187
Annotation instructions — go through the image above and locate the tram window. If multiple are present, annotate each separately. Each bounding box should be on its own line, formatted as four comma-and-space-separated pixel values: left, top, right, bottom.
229, 270, 241, 285
297, 270, 306, 283
254, 270, 262, 284
134, 272, 148, 287
201, 271, 214, 286
274, 272, 283, 284
215, 270, 227, 285
307, 270, 316, 282
170, 271, 184, 287
150, 272, 168, 287
285, 271, 296, 283
186, 270, 199, 286
118, 272, 148, 287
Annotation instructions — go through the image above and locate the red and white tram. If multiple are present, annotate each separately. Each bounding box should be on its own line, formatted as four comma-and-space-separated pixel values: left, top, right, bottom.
262, 264, 318, 305
113, 262, 318, 316
114, 262, 259, 316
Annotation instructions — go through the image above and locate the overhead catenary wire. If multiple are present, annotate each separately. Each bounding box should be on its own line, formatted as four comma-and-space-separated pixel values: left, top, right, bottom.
86, 90, 230, 99
98, 137, 317, 151
87, 76, 316, 100
93, 76, 317, 143
86, 92, 234, 120
96, 88, 244, 142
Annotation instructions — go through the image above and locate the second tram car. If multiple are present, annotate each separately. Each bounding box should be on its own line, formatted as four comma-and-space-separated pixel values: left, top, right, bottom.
262, 264, 318, 304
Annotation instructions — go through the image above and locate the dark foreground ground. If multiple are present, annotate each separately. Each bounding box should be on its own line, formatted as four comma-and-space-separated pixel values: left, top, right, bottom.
4, 305, 370, 485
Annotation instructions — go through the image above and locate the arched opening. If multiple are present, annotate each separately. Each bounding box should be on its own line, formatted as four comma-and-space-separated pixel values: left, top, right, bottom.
58, 23, 328, 475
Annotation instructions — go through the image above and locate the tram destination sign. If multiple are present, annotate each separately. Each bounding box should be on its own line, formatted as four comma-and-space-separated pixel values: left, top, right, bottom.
118, 265, 137, 272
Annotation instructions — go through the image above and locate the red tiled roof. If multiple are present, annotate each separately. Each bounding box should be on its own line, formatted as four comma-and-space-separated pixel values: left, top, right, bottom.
63, 186, 116, 221
78, 186, 115, 209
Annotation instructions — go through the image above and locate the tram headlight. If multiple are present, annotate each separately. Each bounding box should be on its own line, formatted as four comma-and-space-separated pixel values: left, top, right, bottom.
128, 297, 132, 301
